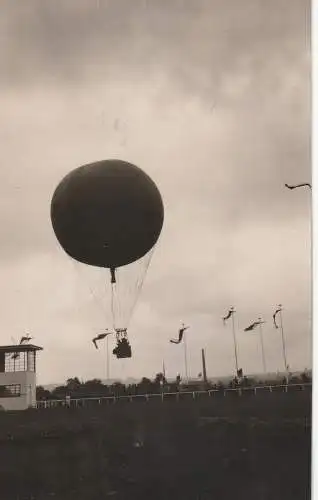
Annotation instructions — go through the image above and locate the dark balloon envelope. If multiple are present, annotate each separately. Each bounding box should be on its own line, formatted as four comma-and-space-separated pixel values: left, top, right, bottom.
50, 159, 164, 269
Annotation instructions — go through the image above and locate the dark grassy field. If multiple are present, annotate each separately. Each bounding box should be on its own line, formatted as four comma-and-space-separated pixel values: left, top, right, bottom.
0, 388, 311, 500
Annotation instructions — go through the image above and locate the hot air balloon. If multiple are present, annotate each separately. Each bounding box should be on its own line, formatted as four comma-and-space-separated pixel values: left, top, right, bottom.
51, 159, 164, 358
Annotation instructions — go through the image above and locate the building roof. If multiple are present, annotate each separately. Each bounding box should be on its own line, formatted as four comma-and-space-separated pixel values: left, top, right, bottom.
0, 344, 43, 353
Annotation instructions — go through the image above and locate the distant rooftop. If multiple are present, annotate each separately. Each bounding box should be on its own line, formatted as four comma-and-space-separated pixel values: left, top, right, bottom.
0, 344, 43, 353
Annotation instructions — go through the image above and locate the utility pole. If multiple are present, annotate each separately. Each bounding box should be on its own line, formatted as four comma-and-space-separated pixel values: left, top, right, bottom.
258, 318, 267, 374
201, 348, 208, 385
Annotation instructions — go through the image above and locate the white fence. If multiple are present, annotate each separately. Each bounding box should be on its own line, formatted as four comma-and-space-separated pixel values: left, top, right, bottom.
35, 383, 311, 409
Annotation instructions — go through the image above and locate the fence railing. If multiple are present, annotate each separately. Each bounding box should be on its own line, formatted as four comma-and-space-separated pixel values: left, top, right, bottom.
35, 383, 312, 409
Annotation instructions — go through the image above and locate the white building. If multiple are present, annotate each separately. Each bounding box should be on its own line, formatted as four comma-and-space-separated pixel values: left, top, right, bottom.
0, 344, 42, 411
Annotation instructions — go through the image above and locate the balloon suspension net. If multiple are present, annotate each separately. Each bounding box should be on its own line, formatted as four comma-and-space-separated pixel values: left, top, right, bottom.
112, 328, 132, 359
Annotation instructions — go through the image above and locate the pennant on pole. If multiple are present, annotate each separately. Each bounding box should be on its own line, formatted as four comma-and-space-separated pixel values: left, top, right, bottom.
19, 334, 32, 345
92, 330, 111, 349
222, 307, 234, 325
273, 306, 282, 329
170, 324, 189, 344
244, 320, 264, 332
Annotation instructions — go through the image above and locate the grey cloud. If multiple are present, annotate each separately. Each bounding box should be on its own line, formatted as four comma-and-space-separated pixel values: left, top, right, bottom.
1, 0, 309, 94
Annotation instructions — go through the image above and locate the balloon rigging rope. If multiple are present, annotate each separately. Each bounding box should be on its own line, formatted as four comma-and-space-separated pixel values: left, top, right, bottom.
70, 258, 106, 316
111, 282, 117, 332
109, 247, 155, 333
129, 250, 153, 320
68, 247, 156, 341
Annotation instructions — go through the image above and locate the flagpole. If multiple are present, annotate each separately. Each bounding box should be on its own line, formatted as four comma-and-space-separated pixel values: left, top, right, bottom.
278, 305, 288, 378
258, 318, 267, 374
183, 330, 189, 383
231, 309, 239, 375
201, 348, 208, 384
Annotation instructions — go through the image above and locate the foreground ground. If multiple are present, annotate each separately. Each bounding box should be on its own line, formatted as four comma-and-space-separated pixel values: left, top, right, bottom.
0, 388, 311, 499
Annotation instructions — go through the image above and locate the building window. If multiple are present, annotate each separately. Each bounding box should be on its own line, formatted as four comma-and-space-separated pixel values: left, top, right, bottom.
0, 384, 21, 398
27, 351, 36, 372
4, 352, 35, 372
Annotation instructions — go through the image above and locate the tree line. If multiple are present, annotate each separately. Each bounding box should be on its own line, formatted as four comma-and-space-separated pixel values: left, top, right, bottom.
36, 370, 311, 401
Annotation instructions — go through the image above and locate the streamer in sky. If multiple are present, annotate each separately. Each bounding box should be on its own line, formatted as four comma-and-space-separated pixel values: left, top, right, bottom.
285, 183, 311, 190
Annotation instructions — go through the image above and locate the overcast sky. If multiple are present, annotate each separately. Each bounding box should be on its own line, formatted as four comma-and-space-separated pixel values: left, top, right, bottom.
0, 0, 311, 385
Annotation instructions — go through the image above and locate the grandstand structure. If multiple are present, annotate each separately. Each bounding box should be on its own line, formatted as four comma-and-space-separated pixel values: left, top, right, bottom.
0, 344, 43, 411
